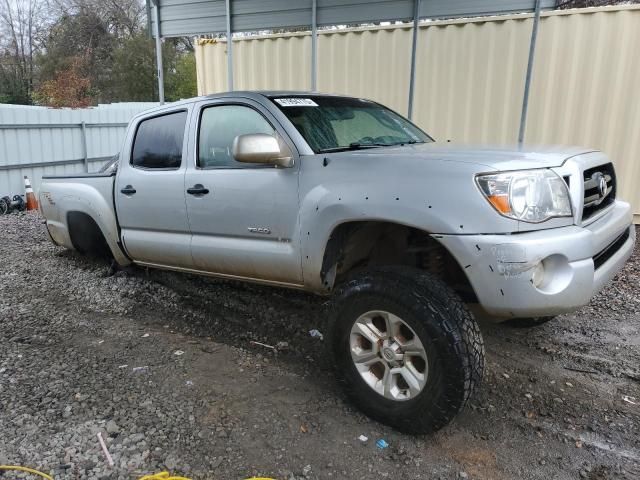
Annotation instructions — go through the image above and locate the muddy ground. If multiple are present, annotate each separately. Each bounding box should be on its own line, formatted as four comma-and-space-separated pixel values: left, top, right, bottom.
0, 212, 639, 480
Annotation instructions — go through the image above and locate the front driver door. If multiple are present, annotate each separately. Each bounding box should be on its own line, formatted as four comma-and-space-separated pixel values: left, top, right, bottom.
184, 100, 302, 285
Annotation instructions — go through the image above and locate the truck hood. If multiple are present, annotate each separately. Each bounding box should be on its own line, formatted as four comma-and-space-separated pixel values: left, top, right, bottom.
347, 142, 596, 171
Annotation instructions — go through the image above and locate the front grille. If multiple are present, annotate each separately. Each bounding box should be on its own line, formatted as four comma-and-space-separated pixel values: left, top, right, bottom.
582, 163, 616, 221
593, 227, 630, 270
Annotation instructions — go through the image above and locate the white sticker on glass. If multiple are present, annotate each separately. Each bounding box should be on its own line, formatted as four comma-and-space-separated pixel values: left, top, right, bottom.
274, 98, 319, 107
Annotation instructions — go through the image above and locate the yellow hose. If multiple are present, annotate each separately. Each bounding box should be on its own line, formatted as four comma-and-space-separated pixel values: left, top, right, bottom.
0, 465, 275, 480
0, 465, 54, 480
137, 473, 275, 480
138, 473, 191, 480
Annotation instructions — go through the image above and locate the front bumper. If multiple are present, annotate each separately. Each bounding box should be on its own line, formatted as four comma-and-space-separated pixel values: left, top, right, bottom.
436, 200, 635, 319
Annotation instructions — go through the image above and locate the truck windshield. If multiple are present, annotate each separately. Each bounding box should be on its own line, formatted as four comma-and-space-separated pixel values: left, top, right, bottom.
270, 96, 433, 153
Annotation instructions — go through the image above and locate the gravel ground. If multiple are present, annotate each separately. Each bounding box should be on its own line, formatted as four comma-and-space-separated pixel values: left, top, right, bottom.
1, 212, 639, 480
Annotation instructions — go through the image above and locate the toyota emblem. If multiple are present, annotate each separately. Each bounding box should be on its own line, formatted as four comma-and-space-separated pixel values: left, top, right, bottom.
592, 172, 607, 198
598, 175, 607, 198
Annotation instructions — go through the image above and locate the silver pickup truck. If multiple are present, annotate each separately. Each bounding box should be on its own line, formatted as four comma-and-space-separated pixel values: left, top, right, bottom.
40, 92, 635, 433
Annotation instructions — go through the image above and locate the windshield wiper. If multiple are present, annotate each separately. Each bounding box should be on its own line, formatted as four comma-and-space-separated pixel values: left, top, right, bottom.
383, 140, 425, 146
318, 143, 384, 153
354, 140, 426, 147
317, 140, 425, 153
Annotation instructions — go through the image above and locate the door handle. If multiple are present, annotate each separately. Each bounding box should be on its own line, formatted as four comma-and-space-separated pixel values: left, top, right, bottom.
187, 185, 210, 195
120, 185, 136, 195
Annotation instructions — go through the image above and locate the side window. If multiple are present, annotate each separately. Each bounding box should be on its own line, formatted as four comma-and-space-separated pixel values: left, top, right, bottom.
131, 111, 187, 169
198, 105, 275, 168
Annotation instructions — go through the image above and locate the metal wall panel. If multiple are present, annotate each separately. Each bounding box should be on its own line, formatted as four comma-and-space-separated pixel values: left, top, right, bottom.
0, 103, 157, 197
195, 39, 230, 92
150, 0, 547, 37
420, 0, 556, 19
232, 0, 313, 31
412, 14, 533, 143
318, 26, 413, 115
525, 7, 640, 223
232, 34, 313, 91
195, 5, 640, 222
316, 0, 413, 25
156, 0, 227, 37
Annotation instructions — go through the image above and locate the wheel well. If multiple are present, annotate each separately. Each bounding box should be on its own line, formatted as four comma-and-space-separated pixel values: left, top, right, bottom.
321, 221, 477, 302
67, 211, 112, 259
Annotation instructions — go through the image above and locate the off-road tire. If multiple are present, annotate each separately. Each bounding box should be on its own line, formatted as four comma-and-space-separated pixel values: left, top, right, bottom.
329, 267, 485, 434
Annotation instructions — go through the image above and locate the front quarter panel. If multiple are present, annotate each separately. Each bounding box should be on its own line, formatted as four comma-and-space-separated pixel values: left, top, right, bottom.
298, 152, 518, 290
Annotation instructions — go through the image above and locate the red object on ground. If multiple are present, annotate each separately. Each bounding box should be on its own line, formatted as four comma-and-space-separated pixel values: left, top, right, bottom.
24, 176, 39, 211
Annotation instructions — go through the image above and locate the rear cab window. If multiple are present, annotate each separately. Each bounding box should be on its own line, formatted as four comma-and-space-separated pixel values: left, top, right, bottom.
131, 110, 188, 169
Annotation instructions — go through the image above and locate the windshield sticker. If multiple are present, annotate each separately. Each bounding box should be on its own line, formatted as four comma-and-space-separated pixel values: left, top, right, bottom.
274, 98, 318, 107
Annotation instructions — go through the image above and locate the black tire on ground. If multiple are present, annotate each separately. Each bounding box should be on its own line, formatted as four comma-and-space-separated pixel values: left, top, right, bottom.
67, 212, 112, 260
329, 267, 485, 434
505, 316, 556, 328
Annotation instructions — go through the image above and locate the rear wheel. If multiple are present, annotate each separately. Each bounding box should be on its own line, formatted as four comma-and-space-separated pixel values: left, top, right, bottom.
67, 212, 112, 260
329, 267, 484, 434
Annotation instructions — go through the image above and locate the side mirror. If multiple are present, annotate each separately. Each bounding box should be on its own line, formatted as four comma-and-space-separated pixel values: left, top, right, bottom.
232, 133, 294, 168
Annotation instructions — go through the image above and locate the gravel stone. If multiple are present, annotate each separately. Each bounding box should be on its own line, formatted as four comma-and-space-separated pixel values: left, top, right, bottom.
106, 420, 120, 435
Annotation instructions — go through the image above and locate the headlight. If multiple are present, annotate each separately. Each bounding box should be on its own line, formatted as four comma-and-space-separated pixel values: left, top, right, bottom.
476, 169, 572, 223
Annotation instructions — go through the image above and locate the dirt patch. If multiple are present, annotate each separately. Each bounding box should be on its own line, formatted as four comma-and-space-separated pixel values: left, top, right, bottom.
0, 212, 638, 479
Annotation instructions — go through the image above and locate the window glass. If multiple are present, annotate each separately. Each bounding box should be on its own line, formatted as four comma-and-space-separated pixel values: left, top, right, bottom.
198, 105, 275, 168
271, 96, 432, 153
99, 154, 119, 173
131, 111, 187, 169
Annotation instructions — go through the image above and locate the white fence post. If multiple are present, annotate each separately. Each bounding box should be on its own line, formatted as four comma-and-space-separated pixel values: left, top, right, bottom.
81, 121, 89, 172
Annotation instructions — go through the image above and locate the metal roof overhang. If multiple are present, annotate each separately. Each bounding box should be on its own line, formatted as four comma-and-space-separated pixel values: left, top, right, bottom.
148, 0, 556, 37
146, 0, 557, 141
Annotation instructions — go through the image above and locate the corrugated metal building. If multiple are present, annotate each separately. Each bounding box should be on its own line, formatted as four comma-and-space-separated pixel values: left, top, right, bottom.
195, 4, 640, 222
0, 103, 157, 198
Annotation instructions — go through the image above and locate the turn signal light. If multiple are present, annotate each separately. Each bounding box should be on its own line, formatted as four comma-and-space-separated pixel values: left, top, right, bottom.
487, 194, 510, 214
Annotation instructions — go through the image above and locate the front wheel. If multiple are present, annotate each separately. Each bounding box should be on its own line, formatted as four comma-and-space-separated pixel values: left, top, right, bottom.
329, 268, 485, 434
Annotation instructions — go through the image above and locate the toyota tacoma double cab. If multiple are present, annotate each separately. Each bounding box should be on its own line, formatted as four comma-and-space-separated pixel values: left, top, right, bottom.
39, 92, 635, 433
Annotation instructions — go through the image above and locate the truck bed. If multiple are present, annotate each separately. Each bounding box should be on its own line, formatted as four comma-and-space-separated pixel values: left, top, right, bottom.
39, 171, 127, 264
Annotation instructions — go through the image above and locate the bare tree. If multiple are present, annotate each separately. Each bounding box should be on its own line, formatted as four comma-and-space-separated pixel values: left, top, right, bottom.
557, 0, 640, 8
46, 0, 146, 37
0, 0, 50, 102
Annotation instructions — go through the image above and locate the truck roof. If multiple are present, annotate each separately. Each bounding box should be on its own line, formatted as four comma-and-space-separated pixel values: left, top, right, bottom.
138, 91, 357, 116
206, 90, 353, 100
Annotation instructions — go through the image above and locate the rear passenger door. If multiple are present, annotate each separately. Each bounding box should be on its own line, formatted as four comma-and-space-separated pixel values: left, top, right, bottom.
115, 108, 193, 268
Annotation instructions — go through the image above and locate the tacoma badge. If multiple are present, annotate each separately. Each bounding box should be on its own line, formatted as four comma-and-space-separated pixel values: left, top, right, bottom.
248, 226, 271, 235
